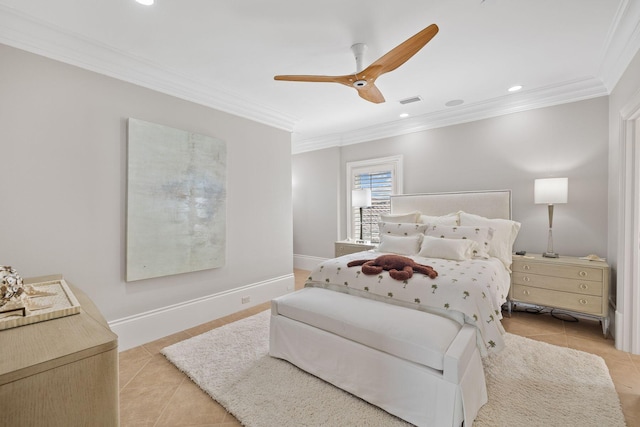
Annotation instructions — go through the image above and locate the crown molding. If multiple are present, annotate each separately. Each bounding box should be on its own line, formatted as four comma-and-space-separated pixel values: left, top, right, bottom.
291, 77, 608, 154
1, 3, 636, 154
0, 5, 298, 132
599, 0, 640, 92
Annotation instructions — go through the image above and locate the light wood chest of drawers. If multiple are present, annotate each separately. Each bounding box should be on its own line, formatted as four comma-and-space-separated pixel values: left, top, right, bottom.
509, 254, 610, 335
334, 240, 376, 257
0, 275, 119, 426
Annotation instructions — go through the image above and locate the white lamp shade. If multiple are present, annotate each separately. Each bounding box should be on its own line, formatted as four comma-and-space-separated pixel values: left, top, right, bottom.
352, 189, 372, 207
534, 177, 568, 204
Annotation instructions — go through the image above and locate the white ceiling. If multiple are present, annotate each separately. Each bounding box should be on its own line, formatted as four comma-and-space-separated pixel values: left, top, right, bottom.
1, 0, 639, 153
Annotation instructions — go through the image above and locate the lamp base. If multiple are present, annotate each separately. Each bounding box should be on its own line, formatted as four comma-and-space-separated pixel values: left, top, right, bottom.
542, 252, 559, 258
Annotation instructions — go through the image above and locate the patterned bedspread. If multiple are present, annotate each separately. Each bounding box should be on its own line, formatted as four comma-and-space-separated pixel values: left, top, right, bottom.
306, 251, 511, 355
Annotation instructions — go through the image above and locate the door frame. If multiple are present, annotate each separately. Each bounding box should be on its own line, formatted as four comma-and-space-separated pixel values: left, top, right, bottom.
616, 89, 640, 354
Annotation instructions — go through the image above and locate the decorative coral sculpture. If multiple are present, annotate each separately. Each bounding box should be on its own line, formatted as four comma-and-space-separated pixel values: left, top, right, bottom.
0, 266, 26, 314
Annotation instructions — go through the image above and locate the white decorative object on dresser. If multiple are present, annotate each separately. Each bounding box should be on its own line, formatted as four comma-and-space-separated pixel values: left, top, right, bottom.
509, 254, 610, 336
334, 240, 375, 257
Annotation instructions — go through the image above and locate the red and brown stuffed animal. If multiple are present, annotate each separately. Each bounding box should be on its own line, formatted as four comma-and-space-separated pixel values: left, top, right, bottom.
347, 254, 438, 281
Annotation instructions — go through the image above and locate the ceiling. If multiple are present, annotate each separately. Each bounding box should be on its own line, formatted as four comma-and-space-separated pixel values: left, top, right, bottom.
1, 1, 639, 153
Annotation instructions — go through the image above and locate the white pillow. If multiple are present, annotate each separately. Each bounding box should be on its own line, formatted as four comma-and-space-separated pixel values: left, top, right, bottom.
378, 222, 428, 236
419, 212, 459, 226
418, 236, 477, 261
458, 211, 521, 268
377, 234, 422, 255
379, 211, 420, 223
425, 225, 493, 259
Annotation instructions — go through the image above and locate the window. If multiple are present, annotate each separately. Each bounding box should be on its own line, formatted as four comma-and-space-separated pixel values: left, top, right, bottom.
346, 156, 403, 243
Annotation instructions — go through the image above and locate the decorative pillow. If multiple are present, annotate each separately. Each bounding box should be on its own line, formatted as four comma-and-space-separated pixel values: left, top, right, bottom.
418, 235, 477, 261
379, 211, 420, 223
377, 233, 422, 255
419, 212, 459, 226
458, 211, 521, 269
378, 222, 428, 236
425, 225, 493, 258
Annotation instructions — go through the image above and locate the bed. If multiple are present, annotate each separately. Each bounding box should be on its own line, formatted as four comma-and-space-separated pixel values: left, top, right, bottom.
270, 190, 520, 426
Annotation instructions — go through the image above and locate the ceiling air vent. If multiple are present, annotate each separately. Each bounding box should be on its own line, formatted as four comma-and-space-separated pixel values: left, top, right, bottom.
399, 96, 422, 105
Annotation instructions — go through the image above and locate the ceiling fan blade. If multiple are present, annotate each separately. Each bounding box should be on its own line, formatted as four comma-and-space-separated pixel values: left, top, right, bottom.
274, 74, 349, 84
364, 23, 439, 79
275, 74, 385, 103
356, 82, 385, 104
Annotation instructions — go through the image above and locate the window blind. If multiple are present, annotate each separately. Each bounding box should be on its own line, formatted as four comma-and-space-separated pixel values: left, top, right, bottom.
353, 170, 393, 243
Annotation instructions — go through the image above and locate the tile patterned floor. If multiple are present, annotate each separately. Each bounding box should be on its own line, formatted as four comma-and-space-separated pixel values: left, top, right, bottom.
119, 269, 640, 426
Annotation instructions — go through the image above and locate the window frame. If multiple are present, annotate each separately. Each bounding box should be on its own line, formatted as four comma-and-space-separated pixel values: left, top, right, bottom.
346, 155, 403, 242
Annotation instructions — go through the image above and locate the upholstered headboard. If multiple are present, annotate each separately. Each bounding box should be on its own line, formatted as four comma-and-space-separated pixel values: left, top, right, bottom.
390, 190, 512, 220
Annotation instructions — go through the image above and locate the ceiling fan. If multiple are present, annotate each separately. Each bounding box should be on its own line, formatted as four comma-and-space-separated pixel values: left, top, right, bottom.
274, 24, 439, 104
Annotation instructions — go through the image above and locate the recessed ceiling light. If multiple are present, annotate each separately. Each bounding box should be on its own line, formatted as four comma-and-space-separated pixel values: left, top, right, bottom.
508, 85, 523, 92
445, 99, 464, 107
399, 113, 410, 118
135, 0, 154, 5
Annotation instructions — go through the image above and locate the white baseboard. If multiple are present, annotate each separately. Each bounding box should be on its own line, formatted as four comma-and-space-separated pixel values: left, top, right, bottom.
615, 309, 624, 351
293, 254, 327, 271
109, 274, 294, 351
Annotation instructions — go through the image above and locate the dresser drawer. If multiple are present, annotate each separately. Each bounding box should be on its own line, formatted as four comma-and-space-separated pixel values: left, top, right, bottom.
512, 261, 603, 282
511, 285, 604, 315
511, 272, 603, 296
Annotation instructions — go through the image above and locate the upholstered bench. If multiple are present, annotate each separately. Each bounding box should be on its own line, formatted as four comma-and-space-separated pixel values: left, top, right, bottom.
269, 287, 487, 427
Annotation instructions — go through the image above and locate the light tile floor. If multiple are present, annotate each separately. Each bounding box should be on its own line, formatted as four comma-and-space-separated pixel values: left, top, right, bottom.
119, 269, 640, 426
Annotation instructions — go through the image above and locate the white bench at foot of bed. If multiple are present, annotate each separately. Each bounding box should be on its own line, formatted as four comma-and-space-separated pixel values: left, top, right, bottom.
269, 287, 487, 427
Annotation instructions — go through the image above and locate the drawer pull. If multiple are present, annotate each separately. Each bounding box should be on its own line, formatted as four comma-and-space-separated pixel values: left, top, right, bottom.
522, 289, 530, 296
579, 283, 589, 290
523, 265, 531, 271
579, 271, 587, 277
579, 299, 588, 305
523, 276, 531, 282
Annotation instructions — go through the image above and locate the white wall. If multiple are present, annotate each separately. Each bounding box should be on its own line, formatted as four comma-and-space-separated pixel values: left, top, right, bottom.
608, 48, 640, 299
0, 44, 293, 349
294, 97, 609, 262
292, 147, 341, 261
608, 47, 640, 352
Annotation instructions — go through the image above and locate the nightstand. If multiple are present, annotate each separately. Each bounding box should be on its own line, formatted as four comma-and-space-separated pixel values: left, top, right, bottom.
509, 254, 610, 336
335, 240, 376, 257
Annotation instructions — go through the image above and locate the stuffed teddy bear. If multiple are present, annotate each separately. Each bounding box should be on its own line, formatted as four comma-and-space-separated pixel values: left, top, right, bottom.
347, 254, 438, 281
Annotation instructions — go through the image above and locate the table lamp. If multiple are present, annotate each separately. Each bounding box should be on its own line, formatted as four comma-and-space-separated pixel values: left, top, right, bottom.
534, 177, 568, 258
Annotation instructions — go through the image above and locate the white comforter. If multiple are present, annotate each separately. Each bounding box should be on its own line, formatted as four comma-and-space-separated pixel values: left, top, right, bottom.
306, 250, 511, 355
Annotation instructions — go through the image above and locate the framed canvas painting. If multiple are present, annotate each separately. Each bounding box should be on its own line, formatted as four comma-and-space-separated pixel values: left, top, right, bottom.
126, 118, 226, 281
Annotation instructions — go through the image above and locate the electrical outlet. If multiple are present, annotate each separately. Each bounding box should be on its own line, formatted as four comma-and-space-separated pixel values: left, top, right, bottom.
241, 296, 250, 304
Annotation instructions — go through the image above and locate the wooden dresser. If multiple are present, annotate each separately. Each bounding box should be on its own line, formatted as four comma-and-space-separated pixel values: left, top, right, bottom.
0, 275, 119, 426
509, 254, 610, 336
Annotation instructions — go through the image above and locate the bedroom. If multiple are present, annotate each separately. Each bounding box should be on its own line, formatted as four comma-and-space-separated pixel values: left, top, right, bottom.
0, 0, 639, 426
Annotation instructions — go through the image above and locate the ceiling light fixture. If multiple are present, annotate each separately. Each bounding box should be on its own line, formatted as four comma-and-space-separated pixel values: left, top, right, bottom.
135, 0, 154, 5
399, 96, 422, 105
399, 113, 410, 118
445, 99, 464, 107
508, 85, 523, 92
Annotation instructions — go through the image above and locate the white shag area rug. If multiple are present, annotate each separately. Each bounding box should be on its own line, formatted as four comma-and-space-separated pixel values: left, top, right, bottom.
162, 310, 626, 427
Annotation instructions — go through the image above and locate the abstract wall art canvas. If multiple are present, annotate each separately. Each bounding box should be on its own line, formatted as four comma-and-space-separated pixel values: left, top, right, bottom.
126, 118, 226, 281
